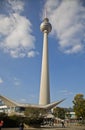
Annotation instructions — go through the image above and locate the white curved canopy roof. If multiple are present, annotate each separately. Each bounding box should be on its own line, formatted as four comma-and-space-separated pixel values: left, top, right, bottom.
0, 95, 65, 110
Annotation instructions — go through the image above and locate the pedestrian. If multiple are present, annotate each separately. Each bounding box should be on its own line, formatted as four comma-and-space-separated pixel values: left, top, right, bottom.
19, 122, 24, 130
61, 120, 65, 128
0, 120, 4, 130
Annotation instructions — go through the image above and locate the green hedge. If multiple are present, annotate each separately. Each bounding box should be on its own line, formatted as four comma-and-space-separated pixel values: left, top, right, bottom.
0, 113, 43, 128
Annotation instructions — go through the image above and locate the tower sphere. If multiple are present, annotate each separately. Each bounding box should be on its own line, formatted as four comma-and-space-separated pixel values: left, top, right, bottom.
40, 18, 52, 33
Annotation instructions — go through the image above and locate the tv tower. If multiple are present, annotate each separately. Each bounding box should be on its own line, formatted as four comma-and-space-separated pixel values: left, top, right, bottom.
0, 15, 64, 111
39, 17, 52, 105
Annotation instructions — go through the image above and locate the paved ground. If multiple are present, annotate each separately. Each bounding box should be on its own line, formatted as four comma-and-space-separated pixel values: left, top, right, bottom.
2, 126, 85, 130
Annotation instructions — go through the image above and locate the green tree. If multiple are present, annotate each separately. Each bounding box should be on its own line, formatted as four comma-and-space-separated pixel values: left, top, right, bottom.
24, 108, 46, 119
24, 108, 46, 126
53, 107, 66, 119
73, 94, 85, 119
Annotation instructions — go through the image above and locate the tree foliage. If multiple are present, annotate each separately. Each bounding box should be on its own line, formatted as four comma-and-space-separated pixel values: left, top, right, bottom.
73, 94, 85, 119
53, 107, 66, 119
24, 108, 46, 126
24, 108, 46, 119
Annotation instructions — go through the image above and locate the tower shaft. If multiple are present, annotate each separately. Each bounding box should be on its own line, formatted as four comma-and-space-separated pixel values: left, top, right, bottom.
39, 30, 50, 105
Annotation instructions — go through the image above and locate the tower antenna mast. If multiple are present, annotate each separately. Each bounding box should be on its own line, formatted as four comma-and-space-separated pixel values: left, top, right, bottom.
45, 8, 47, 18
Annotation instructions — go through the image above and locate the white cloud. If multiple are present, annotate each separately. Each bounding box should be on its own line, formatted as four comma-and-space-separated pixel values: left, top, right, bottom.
0, 78, 3, 84
14, 77, 20, 86
27, 50, 39, 58
44, 0, 85, 54
20, 98, 27, 102
0, 0, 35, 58
59, 89, 73, 96
8, 0, 24, 13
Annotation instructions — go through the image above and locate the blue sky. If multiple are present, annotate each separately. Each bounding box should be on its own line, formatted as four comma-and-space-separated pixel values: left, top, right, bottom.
0, 0, 85, 108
